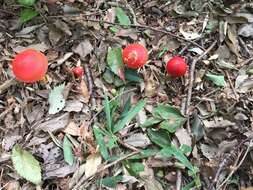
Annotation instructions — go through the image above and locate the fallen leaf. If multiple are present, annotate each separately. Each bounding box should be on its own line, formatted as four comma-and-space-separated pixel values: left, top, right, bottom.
72, 40, 93, 60
35, 113, 70, 132
63, 121, 80, 136
203, 117, 235, 129
104, 8, 116, 28
64, 100, 83, 112
238, 23, 253, 38
79, 80, 90, 103
175, 128, 192, 151
115, 7, 131, 26
179, 25, 201, 40
48, 83, 66, 114
124, 133, 151, 148
84, 153, 102, 178
205, 73, 226, 87
200, 144, 218, 160
63, 135, 74, 165
235, 75, 253, 93
116, 29, 138, 40
11, 145, 42, 185
5, 181, 21, 190
12, 42, 49, 53
44, 164, 77, 179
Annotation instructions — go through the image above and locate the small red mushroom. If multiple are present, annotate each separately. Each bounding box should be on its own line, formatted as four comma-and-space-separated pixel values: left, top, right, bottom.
166, 56, 187, 77
72, 66, 84, 78
12, 49, 48, 83
122, 44, 148, 69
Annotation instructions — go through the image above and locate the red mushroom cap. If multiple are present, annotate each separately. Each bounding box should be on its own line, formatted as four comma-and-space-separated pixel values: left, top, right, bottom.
122, 44, 148, 69
72, 66, 84, 78
12, 49, 48, 83
166, 56, 187, 77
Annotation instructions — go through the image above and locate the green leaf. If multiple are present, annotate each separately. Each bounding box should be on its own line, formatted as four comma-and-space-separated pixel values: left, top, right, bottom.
128, 148, 159, 160
115, 7, 131, 26
48, 83, 66, 114
180, 144, 192, 155
20, 8, 38, 23
205, 73, 226, 87
101, 176, 123, 188
147, 129, 170, 148
125, 68, 143, 83
93, 124, 109, 160
182, 180, 195, 190
160, 145, 194, 171
109, 26, 119, 33
104, 94, 112, 133
107, 47, 125, 81
120, 97, 131, 119
141, 118, 162, 128
63, 135, 74, 165
153, 105, 184, 120
11, 145, 41, 185
18, 0, 36, 6
113, 99, 146, 133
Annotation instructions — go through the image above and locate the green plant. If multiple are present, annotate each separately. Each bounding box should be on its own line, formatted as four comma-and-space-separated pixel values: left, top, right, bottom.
18, 0, 38, 23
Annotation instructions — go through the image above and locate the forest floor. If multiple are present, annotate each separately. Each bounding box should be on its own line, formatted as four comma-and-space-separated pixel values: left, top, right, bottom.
1, 0, 253, 190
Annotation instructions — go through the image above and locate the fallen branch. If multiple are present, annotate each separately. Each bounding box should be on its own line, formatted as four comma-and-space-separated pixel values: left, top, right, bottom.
184, 40, 217, 117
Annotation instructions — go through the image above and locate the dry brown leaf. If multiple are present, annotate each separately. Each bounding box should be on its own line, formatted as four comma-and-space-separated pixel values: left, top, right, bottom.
5, 181, 21, 190
72, 40, 93, 60
175, 128, 192, 153
104, 8, 116, 28
63, 121, 80, 136
79, 80, 90, 103
84, 153, 102, 178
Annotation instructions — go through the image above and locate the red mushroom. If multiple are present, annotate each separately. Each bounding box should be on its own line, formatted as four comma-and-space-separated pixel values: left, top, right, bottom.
166, 56, 187, 77
72, 66, 84, 78
12, 49, 48, 83
122, 44, 148, 69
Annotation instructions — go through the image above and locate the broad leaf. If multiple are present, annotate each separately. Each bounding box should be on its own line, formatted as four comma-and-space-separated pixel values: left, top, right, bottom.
93, 124, 109, 160
153, 105, 184, 120
103, 94, 112, 132
205, 73, 226, 87
128, 149, 159, 160
113, 99, 146, 133
11, 145, 41, 185
141, 118, 162, 128
107, 47, 125, 80
147, 129, 170, 148
84, 153, 102, 178
63, 135, 74, 165
160, 145, 194, 171
48, 83, 66, 114
125, 68, 143, 83
115, 7, 131, 26
18, 0, 36, 6
20, 8, 38, 23
101, 176, 123, 188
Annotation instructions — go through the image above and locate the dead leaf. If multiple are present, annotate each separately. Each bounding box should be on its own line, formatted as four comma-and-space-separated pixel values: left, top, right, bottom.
124, 133, 151, 148
104, 8, 116, 28
116, 29, 138, 40
35, 113, 70, 132
175, 128, 192, 153
72, 40, 93, 60
235, 75, 253, 93
27, 136, 49, 147
44, 164, 77, 179
54, 19, 72, 36
12, 42, 49, 53
63, 121, 80, 136
200, 144, 218, 160
84, 153, 102, 178
5, 181, 21, 190
238, 23, 253, 38
203, 117, 235, 129
225, 24, 239, 56
64, 100, 83, 112
79, 80, 90, 103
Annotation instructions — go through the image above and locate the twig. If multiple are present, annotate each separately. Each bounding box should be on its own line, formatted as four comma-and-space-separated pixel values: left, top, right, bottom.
217, 140, 252, 189
176, 171, 182, 190
225, 70, 239, 101
0, 79, 17, 95
184, 40, 217, 122
71, 150, 140, 190
117, 138, 140, 152
83, 64, 96, 118
55, 15, 205, 50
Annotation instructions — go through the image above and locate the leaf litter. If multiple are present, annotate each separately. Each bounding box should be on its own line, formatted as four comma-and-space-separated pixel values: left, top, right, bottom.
1, 1, 253, 190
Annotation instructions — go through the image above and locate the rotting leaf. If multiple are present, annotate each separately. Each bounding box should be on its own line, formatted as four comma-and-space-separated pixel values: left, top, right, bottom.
84, 153, 102, 178
205, 73, 226, 87
11, 145, 42, 185
115, 7, 131, 26
72, 40, 93, 60
107, 47, 125, 81
124, 133, 151, 148
63, 135, 74, 165
48, 83, 66, 114
79, 80, 90, 103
